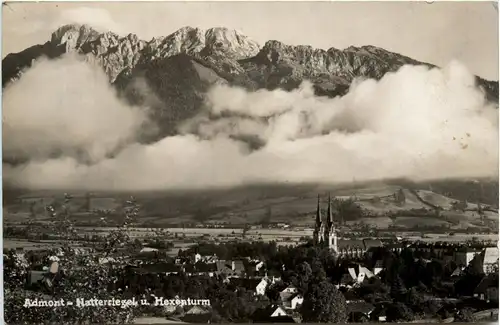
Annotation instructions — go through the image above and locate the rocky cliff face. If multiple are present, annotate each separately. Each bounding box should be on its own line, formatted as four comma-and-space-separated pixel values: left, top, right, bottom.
3, 23, 499, 139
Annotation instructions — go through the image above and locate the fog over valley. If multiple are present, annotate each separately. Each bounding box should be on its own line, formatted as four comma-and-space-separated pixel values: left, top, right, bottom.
3, 53, 498, 191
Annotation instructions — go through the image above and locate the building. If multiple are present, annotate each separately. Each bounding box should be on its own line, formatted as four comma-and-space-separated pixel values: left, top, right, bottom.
183, 262, 218, 277
251, 305, 299, 323
215, 260, 246, 278
313, 194, 337, 252
285, 295, 304, 310
373, 260, 384, 276
228, 278, 269, 296
181, 306, 212, 323
473, 274, 499, 303
347, 265, 375, 284
347, 300, 376, 322
279, 285, 303, 310
454, 248, 482, 267
481, 247, 499, 274
312, 194, 383, 258
194, 253, 218, 263
370, 303, 388, 322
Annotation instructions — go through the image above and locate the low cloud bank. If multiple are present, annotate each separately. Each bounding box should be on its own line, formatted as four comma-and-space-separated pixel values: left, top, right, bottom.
3, 55, 148, 163
3, 56, 498, 191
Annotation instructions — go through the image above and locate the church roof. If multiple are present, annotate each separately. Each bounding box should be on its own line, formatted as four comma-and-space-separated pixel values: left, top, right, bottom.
363, 239, 383, 250
338, 240, 365, 250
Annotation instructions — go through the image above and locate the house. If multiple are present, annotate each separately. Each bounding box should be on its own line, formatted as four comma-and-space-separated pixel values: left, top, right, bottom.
373, 260, 384, 276
228, 278, 268, 295
215, 260, 246, 278
195, 262, 218, 276
282, 293, 303, 310
347, 265, 375, 284
454, 248, 482, 267
27, 270, 48, 286
370, 303, 388, 322
473, 274, 499, 303
442, 252, 454, 264
449, 266, 464, 280
481, 247, 499, 274
183, 262, 217, 277
194, 253, 218, 263
337, 273, 355, 289
363, 239, 384, 259
264, 269, 282, 283
27, 261, 62, 290
279, 285, 303, 309
140, 247, 159, 253
163, 303, 181, 316
281, 284, 298, 294
387, 243, 403, 253
175, 256, 191, 265
347, 300, 375, 322
181, 305, 212, 323
246, 260, 265, 274
252, 305, 298, 323
232, 260, 245, 274
256, 278, 269, 296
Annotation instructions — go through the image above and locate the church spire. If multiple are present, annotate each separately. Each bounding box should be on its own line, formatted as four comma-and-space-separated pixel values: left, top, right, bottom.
313, 194, 323, 245
327, 193, 334, 228
316, 194, 322, 227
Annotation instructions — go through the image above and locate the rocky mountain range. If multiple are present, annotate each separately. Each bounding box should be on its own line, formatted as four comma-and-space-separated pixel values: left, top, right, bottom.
3, 24, 499, 142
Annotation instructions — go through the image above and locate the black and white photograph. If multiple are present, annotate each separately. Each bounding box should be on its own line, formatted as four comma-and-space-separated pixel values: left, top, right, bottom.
2, 1, 499, 324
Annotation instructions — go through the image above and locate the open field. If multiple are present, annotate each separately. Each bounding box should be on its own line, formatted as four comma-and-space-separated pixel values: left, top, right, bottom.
5, 229, 498, 253
3, 238, 91, 251
74, 227, 500, 244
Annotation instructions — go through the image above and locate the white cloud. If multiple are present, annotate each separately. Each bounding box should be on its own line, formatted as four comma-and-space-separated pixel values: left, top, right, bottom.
3, 57, 498, 191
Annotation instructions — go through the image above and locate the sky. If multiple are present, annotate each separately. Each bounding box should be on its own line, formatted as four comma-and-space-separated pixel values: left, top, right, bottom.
2, 1, 499, 81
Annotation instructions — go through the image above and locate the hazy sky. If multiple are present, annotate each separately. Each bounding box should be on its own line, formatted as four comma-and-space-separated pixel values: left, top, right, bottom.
2, 1, 499, 80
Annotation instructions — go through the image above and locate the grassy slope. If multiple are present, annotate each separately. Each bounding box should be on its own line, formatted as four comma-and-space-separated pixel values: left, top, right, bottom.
4, 181, 498, 229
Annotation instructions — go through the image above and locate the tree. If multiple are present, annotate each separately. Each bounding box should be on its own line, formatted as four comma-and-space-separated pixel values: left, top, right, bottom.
332, 197, 364, 223
300, 280, 348, 323
405, 287, 425, 312
386, 302, 415, 322
455, 307, 476, 322
4, 195, 140, 324
294, 262, 312, 294
390, 275, 407, 300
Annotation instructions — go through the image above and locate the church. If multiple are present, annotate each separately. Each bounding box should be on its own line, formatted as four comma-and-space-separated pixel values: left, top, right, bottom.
313, 194, 383, 258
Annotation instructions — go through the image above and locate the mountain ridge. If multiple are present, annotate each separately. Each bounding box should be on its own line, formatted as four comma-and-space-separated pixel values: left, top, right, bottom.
4, 24, 498, 87
3, 24, 499, 143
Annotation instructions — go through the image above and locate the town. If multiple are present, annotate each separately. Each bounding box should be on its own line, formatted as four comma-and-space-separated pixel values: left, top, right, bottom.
3, 194, 499, 324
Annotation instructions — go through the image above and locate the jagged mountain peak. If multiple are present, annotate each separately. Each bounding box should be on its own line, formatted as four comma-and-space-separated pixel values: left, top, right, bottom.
50, 24, 103, 47
3, 23, 498, 115
156, 25, 260, 59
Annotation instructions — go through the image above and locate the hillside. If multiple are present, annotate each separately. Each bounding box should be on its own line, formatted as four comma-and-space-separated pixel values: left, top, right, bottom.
4, 181, 498, 230
3, 24, 499, 146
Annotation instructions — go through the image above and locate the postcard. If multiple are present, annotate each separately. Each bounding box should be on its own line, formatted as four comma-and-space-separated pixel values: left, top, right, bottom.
2, 1, 499, 324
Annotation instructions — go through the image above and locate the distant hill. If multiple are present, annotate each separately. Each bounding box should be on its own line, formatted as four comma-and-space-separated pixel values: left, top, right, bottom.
3, 179, 498, 230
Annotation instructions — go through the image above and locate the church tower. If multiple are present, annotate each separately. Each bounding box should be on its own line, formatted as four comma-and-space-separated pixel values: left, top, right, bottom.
313, 195, 323, 244
324, 194, 333, 240
326, 194, 338, 253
